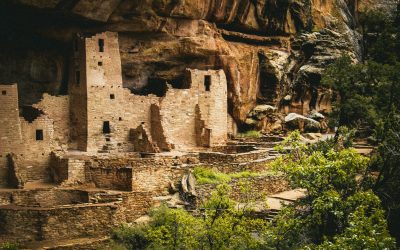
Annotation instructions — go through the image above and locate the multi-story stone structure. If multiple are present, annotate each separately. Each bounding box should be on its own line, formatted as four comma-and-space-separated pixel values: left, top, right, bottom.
0, 31, 230, 188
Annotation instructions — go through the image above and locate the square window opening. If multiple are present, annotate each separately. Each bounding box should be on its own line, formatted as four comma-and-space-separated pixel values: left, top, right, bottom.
98, 61, 103, 66
1, 90, 6, 95
204, 75, 211, 91
103, 121, 111, 134
36, 129, 44, 141
110, 94, 115, 99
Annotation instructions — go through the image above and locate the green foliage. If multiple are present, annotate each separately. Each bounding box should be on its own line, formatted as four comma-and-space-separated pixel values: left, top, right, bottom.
112, 224, 149, 250
323, 7, 400, 242
237, 130, 262, 138
0, 243, 18, 250
112, 184, 270, 250
268, 131, 396, 249
309, 200, 396, 250
113, 133, 396, 249
193, 167, 274, 185
359, 8, 400, 64
370, 113, 400, 240
146, 205, 204, 249
193, 167, 231, 184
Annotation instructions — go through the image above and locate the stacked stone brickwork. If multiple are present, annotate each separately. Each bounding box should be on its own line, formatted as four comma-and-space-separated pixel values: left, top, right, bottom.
70, 31, 228, 153
0, 31, 229, 187
0, 84, 22, 187
0, 84, 69, 187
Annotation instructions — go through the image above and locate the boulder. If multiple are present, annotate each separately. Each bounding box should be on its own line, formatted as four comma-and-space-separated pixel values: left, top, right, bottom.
307, 111, 325, 121
284, 113, 320, 132
248, 105, 277, 120
181, 172, 196, 197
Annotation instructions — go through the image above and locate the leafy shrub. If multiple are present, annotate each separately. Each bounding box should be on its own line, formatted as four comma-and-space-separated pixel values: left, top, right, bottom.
0, 243, 18, 250
229, 171, 260, 178
193, 167, 231, 184
112, 224, 149, 250
193, 167, 274, 185
112, 185, 269, 250
237, 130, 262, 138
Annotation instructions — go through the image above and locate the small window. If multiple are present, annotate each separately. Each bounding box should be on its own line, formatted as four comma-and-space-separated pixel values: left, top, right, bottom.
110, 94, 115, 99
1, 90, 6, 95
103, 121, 110, 134
98, 39, 104, 52
119, 117, 122, 121
75, 71, 80, 85
98, 61, 103, 66
204, 75, 211, 91
36, 129, 44, 140
106, 138, 110, 142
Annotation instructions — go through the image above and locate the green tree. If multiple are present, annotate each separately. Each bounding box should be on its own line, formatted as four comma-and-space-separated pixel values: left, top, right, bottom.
111, 183, 270, 250
269, 132, 396, 249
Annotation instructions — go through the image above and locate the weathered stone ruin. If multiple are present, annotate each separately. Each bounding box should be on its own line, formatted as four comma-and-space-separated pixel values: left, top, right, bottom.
0, 31, 233, 188
0, 32, 269, 248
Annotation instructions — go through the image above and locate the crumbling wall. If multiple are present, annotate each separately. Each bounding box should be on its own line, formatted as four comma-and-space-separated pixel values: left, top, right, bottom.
150, 104, 173, 151
130, 124, 159, 153
33, 94, 70, 148
69, 34, 88, 151
66, 32, 230, 153
0, 84, 69, 186
85, 160, 133, 191
159, 69, 228, 150
0, 84, 22, 187
78, 32, 161, 153
194, 69, 228, 146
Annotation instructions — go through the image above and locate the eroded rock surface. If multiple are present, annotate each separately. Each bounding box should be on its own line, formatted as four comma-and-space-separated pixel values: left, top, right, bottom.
0, 0, 392, 127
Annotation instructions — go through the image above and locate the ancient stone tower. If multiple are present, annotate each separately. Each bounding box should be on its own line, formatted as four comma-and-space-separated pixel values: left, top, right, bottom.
69, 32, 124, 152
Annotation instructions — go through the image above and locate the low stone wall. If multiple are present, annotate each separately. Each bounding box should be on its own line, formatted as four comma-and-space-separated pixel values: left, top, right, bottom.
115, 192, 154, 222
0, 204, 116, 243
84, 155, 198, 195
199, 149, 269, 164
0, 191, 156, 245
85, 159, 133, 191
195, 175, 289, 203
131, 160, 193, 195
0, 189, 88, 207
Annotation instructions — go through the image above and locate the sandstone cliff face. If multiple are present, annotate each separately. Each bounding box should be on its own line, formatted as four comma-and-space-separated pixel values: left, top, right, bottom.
0, 0, 390, 129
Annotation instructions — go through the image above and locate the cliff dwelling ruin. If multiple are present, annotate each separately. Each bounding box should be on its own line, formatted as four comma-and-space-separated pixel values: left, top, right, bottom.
0, 32, 250, 248
0, 31, 236, 188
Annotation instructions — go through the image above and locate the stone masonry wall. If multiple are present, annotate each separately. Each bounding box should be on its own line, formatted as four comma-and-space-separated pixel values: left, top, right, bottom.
84, 158, 134, 191
159, 69, 228, 150
0, 84, 69, 186
0, 191, 155, 245
0, 204, 116, 243
0, 84, 22, 187
75, 32, 228, 153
